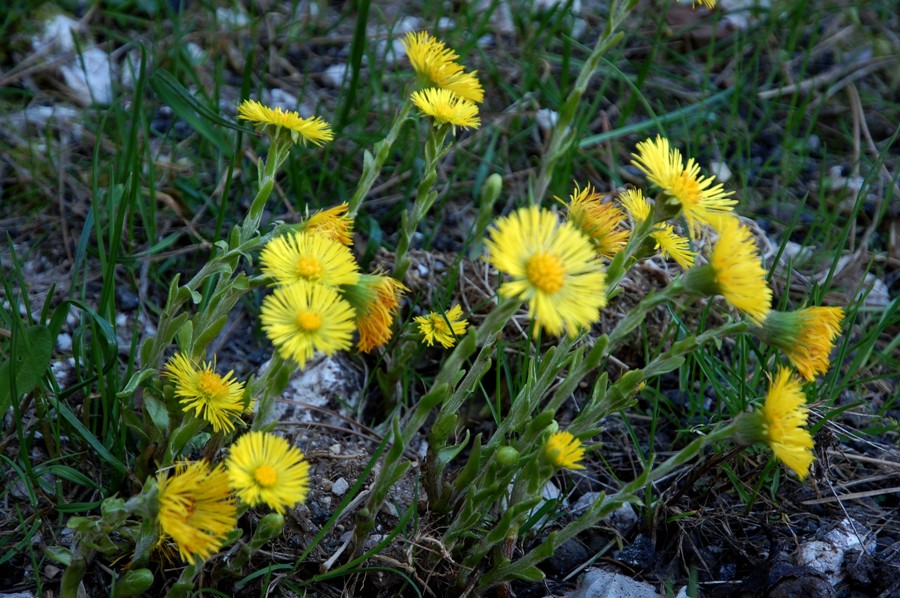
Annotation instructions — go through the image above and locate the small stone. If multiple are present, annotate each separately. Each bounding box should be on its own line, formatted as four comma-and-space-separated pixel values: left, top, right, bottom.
322, 64, 348, 88
710, 160, 732, 183
331, 477, 349, 496
329, 443, 342, 455
535, 108, 559, 134
56, 333, 72, 352
60, 47, 114, 105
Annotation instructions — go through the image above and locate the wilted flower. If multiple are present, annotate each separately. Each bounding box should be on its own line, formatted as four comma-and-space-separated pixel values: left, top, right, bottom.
755, 307, 845, 381
157, 461, 237, 563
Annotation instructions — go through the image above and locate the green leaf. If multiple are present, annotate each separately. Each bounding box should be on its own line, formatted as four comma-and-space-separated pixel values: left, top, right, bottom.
0, 324, 53, 412
149, 70, 237, 155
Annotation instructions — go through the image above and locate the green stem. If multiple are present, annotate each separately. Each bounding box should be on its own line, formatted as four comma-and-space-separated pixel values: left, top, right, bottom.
479, 422, 738, 588
393, 124, 450, 281
532, 0, 637, 203
348, 101, 413, 217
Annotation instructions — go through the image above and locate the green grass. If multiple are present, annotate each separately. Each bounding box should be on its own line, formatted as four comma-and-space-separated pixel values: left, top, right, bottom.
1, 0, 898, 594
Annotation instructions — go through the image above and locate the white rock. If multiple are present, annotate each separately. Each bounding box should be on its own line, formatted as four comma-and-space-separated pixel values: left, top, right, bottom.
331, 477, 350, 496
60, 47, 114, 105
216, 7, 249, 29
533, 0, 582, 12
33, 14, 79, 53
322, 64, 349, 89
269, 88, 298, 111
564, 569, 662, 598
710, 160, 732, 183
793, 518, 874, 586
436, 17, 456, 30
535, 108, 559, 134
56, 332, 72, 352
377, 37, 407, 67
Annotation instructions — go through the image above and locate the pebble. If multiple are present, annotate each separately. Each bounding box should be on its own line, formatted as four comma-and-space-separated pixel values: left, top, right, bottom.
331, 477, 349, 496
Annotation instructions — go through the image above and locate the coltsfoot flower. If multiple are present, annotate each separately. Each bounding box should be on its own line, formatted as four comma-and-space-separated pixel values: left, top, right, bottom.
403, 31, 484, 103
411, 87, 480, 130
237, 99, 333, 146
342, 273, 407, 353
163, 353, 245, 433
260, 231, 360, 288
303, 203, 354, 246
485, 206, 607, 337
414, 304, 469, 348
561, 182, 629, 259
631, 136, 736, 237
260, 280, 356, 368
683, 217, 772, 324
542, 431, 585, 470
226, 432, 310, 514
737, 368, 815, 479
619, 187, 651, 223
157, 461, 237, 563
650, 224, 695, 269
755, 307, 845, 381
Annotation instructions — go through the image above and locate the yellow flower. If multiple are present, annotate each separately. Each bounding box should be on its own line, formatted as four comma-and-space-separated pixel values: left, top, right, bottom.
619, 188, 651, 223
684, 218, 772, 324
414, 304, 468, 348
756, 307, 845, 381
226, 431, 310, 514
485, 206, 607, 337
303, 203, 354, 246
157, 461, 237, 563
163, 353, 245, 433
411, 88, 480, 130
343, 273, 407, 353
542, 431, 585, 470
688, 0, 717, 8
631, 136, 736, 237
260, 280, 356, 368
650, 224, 695, 269
760, 368, 815, 479
260, 231, 360, 288
402, 31, 484, 104
561, 182, 629, 259
237, 99, 333, 146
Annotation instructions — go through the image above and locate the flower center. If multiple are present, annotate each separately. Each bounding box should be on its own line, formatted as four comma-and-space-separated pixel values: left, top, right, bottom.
296, 256, 323, 280
296, 310, 322, 332
254, 465, 278, 488
670, 172, 700, 207
198, 371, 227, 399
431, 316, 450, 333
525, 252, 565, 294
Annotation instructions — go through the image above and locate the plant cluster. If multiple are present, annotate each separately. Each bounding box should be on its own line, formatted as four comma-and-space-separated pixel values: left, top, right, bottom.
3, 1, 874, 595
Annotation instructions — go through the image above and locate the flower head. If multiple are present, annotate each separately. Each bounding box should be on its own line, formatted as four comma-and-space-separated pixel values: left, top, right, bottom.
226, 432, 310, 514
411, 88, 480, 130
542, 431, 585, 470
157, 461, 237, 563
237, 99, 333, 146
342, 273, 407, 353
760, 368, 815, 479
402, 31, 484, 104
485, 206, 607, 337
414, 304, 469, 348
303, 203, 354, 246
650, 224, 695, 269
260, 280, 356, 368
756, 307, 845, 381
163, 353, 245, 433
619, 188, 651, 223
631, 136, 736, 237
561, 182, 629, 259
260, 231, 360, 288
684, 218, 772, 324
